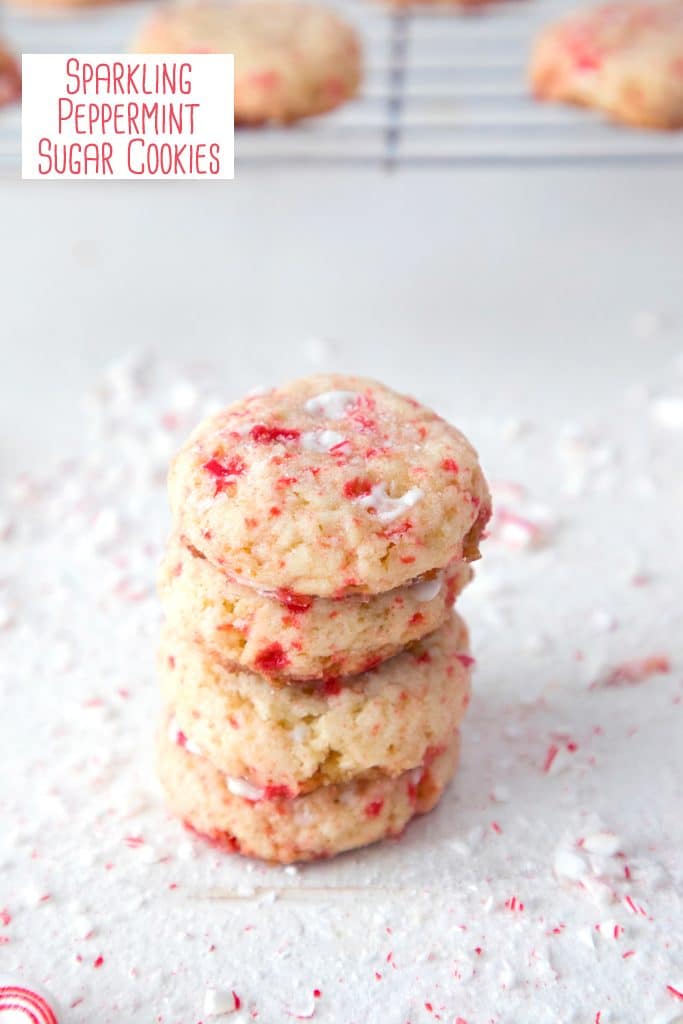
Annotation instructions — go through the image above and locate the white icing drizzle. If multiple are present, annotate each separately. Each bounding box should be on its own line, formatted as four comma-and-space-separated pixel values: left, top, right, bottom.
226, 776, 266, 802
168, 716, 203, 757
301, 429, 346, 453
304, 390, 358, 419
408, 571, 444, 602
354, 482, 424, 523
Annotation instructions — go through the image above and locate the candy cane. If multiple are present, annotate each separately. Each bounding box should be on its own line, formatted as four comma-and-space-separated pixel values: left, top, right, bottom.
0, 976, 60, 1024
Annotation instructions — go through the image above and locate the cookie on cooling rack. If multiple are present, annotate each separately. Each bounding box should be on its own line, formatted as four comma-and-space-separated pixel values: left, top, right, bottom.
134, 1, 362, 124
158, 716, 461, 863
530, 0, 683, 129
168, 374, 491, 598
159, 611, 472, 794
0, 44, 20, 107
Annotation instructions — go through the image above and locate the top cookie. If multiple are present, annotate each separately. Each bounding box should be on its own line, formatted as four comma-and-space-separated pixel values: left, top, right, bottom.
169, 374, 491, 597
530, 0, 683, 130
0, 43, 20, 108
134, 0, 362, 125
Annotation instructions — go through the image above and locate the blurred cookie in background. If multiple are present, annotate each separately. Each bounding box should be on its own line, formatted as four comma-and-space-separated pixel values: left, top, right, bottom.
530, 0, 683, 129
0, 44, 20, 108
134, 1, 363, 124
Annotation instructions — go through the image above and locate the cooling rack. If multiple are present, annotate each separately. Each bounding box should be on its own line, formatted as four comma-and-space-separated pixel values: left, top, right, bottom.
2, 0, 683, 170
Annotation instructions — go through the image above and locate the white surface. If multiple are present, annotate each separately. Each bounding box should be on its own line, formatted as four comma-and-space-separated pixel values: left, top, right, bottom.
0, 339, 682, 1024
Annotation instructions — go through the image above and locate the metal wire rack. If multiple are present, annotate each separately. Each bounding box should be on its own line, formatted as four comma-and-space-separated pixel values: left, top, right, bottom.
3, 0, 683, 170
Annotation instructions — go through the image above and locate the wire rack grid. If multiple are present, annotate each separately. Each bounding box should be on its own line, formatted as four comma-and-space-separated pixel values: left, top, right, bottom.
2, 0, 683, 170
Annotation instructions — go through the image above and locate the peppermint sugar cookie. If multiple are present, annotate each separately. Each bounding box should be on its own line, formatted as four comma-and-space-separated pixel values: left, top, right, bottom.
530, 0, 683, 129
0, 44, 20, 107
168, 374, 491, 597
157, 723, 461, 863
134, 1, 362, 125
159, 611, 472, 794
159, 533, 472, 681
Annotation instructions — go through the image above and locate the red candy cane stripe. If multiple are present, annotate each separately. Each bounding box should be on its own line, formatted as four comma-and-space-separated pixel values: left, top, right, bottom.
0, 978, 60, 1024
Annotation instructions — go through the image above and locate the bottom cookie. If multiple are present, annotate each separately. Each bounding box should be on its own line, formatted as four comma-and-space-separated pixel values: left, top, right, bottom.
157, 724, 460, 863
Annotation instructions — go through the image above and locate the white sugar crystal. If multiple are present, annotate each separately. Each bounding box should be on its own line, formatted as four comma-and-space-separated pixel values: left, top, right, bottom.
546, 746, 573, 776
499, 961, 517, 988
203, 987, 239, 1016
583, 832, 621, 856
576, 925, 595, 950
304, 390, 358, 419
491, 785, 510, 803
449, 839, 471, 857
554, 846, 588, 882
354, 483, 423, 523
408, 572, 444, 602
583, 877, 616, 906
301, 430, 346, 453
226, 777, 265, 802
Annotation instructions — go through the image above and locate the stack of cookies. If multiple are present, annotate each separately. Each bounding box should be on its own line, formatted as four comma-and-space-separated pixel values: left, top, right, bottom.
157, 375, 491, 864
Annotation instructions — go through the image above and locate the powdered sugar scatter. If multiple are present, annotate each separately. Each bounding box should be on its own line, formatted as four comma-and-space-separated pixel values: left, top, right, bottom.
0, 353, 681, 1024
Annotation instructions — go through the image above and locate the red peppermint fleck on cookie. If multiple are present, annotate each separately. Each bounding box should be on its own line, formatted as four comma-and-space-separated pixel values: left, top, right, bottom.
455, 652, 475, 668
343, 477, 373, 499
203, 456, 246, 495
364, 800, 384, 818
254, 642, 290, 674
250, 424, 300, 444
275, 589, 313, 613
0, 977, 61, 1024
441, 458, 459, 473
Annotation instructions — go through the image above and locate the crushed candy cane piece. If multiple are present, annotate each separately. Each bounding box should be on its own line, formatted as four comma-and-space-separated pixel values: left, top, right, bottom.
226, 777, 266, 802
301, 430, 346, 453
595, 656, 671, 688
304, 390, 358, 419
554, 846, 588, 882
408, 572, 444, 602
203, 987, 241, 1016
353, 482, 423, 523
168, 717, 203, 757
0, 975, 61, 1024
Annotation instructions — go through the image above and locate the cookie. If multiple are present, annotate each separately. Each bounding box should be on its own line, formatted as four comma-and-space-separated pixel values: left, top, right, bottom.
159, 533, 472, 681
169, 374, 491, 598
0, 44, 20, 108
159, 610, 472, 794
157, 720, 460, 863
134, 1, 362, 125
530, 0, 683, 129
